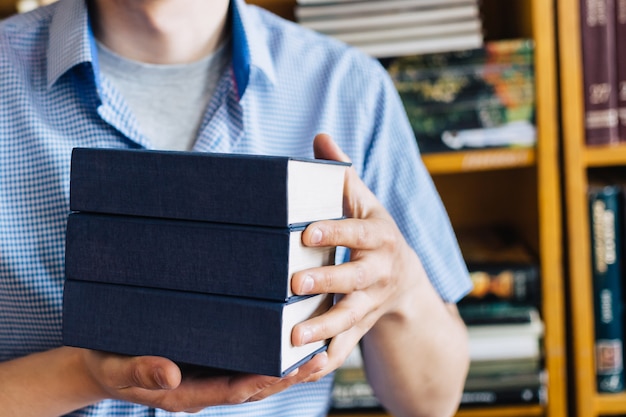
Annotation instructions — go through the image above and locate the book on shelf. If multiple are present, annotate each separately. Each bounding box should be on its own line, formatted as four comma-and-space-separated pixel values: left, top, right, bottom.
329, 20, 482, 46
467, 307, 544, 362
355, 31, 484, 60
461, 262, 541, 307
295, 0, 477, 20
588, 183, 625, 392
65, 212, 335, 302
459, 303, 540, 326
330, 344, 546, 411
579, 0, 619, 145
615, 0, 626, 141
295, 0, 483, 58
460, 384, 547, 407
464, 368, 546, 391
468, 357, 542, 378
385, 39, 536, 153
62, 280, 333, 377
297, 3, 480, 34
69, 147, 350, 228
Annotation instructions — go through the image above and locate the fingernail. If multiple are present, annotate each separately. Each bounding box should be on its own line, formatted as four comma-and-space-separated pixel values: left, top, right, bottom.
310, 228, 322, 245
301, 275, 315, 293
301, 328, 313, 345
154, 368, 171, 390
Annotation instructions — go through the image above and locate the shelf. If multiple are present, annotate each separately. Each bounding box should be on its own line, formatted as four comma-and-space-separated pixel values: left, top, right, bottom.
584, 143, 626, 167
423, 148, 536, 175
595, 392, 626, 414
331, 405, 545, 417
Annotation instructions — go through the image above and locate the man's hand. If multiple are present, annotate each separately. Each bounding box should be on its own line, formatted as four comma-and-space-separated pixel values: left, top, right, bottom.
291, 133, 426, 380
80, 348, 329, 413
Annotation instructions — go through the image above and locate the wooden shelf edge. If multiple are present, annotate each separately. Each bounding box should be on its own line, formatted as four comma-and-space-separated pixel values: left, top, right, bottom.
584, 143, 626, 167
423, 148, 536, 174
593, 392, 626, 414
328, 404, 545, 417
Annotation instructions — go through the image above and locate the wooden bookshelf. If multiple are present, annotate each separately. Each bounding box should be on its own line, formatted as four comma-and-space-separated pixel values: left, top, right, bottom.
249, 1, 568, 416
557, 0, 626, 415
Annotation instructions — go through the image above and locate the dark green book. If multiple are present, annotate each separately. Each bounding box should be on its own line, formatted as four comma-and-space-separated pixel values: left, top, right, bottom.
588, 184, 625, 392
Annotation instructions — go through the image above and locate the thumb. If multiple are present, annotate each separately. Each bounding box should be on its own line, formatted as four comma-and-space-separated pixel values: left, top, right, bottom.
113, 356, 182, 391
313, 133, 351, 163
312, 133, 378, 218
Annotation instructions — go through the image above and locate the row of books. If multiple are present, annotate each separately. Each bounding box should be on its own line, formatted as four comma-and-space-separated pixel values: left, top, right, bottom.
579, 0, 626, 145
332, 317, 546, 410
331, 227, 547, 410
62, 147, 350, 377
383, 38, 537, 154
294, 0, 484, 58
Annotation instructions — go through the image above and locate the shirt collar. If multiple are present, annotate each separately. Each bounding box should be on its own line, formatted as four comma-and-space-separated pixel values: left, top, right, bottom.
46, 0, 277, 99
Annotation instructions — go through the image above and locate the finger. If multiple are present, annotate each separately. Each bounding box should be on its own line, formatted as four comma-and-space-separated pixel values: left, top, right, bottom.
301, 327, 368, 383
292, 260, 377, 295
313, 134, 380, 219
302, 217, 392, 250
175, 372, 286, 406
292, 292, 379, 346
247, 353, 329, 401
100, 354, 182, 391
313, 133, 352, 163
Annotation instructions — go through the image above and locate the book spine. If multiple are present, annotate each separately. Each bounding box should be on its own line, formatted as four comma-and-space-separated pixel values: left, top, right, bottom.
588, 185, 625, 392
62, 280, 330, 377
65, 213, 335, 301
615, 0, 626, 141
460, 385, 546, 406
580, 0, 619, 145
462, 264, 540, 305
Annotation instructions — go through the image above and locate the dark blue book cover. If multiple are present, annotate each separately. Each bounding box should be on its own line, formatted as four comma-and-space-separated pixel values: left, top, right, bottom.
588, 184, 625, 392
65, 212, 336, 301
69, 148, 349, 228
62, 280, 333, 377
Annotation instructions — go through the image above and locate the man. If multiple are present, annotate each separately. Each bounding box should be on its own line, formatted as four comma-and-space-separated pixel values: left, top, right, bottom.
0, 0, 472, 416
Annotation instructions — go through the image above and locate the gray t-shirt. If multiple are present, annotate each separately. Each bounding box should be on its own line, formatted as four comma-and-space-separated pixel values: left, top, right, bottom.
97, 39, 231, 151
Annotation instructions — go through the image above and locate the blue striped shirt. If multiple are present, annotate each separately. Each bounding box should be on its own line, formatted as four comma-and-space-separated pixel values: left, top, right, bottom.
0, 0, 472, 416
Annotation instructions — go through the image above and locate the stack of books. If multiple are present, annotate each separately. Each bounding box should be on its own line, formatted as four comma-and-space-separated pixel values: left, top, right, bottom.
384, 38, 536, 154
62, 148, 350, 377
294, 0, 484, 58
456, 227, 547, 407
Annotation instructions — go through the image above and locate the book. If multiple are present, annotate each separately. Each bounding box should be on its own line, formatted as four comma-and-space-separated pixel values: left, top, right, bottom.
298, 3, 480, 34
588, 184, 625, 392
331, 365, 382, 411
295, 0, 477, 20
69, 148, 350, 228
385, 40, 535, 152
615, 0, 626, 141
580, 0, 619, 145
461, 263, 541, 306
62, 280, 333, 377
354, 31, 484, 60
468, 357, 542, 378
468, 309, 544, 362
460, 384, 546, 407
464, 369, 546, 391
65, 212, 335, 302
459, 304, 540, 326
329, 20, 482, 46
381, 38, 534, 71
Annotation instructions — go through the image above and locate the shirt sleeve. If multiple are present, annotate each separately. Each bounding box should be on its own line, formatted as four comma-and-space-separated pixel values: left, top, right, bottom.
352, 61, 473, 303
